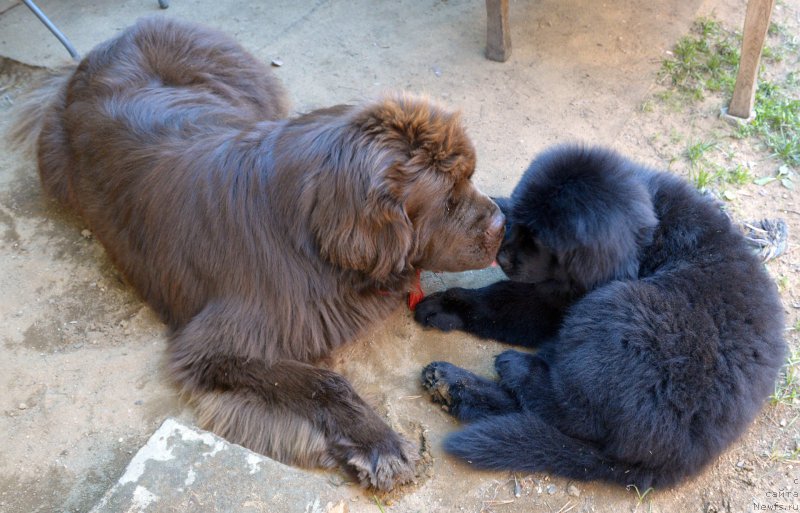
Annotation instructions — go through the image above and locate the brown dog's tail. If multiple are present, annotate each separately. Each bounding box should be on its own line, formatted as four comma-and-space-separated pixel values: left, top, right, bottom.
7, 65, 76, 206
7, 65, 72, 153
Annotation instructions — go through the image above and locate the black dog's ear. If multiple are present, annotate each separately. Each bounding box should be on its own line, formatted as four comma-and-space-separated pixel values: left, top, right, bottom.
560, 183, 657, 291
491, 197, 513, 218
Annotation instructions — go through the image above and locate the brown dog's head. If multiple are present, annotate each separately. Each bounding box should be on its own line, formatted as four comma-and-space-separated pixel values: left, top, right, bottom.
305, 93, 504, 285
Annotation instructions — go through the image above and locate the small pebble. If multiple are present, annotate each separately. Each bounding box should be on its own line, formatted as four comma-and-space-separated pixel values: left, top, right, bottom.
18, 403, 28, 410
546, 484, 557, 495
81, 229, 92, 239
779, 418, 787, 427
567, 484, 581, 497
271, 59, 283, 67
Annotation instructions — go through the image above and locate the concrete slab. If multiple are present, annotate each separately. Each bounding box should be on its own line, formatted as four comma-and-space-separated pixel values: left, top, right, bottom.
89, 419, 354, 513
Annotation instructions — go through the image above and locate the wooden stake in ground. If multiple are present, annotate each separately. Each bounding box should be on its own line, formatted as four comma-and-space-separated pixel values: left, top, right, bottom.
728, 0, 776, 119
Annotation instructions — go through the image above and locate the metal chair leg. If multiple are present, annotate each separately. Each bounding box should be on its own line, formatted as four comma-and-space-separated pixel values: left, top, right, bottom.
20, 0, 80, 61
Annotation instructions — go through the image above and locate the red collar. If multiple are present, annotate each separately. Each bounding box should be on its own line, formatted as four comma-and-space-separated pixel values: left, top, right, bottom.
377, 269, 424, 310
407, 269, 424, 310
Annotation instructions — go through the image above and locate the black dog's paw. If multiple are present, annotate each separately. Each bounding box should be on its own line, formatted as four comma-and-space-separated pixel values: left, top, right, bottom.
414, 289, 472, 331
494, 350, 535, 389
422, 361, 520, 421
421, 361, 459, 408
421, 361, 481, 413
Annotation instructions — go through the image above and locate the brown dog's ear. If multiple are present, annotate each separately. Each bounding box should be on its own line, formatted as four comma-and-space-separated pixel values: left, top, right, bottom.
361, 178, 415, 282
308, 92, 469, 285
309, 158, 414, 285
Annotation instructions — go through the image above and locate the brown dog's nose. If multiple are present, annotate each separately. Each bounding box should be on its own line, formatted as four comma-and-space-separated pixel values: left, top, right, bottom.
486, 211, 506, 241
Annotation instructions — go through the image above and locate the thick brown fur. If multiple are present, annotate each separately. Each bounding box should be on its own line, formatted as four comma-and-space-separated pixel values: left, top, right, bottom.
10, 17, 504, 490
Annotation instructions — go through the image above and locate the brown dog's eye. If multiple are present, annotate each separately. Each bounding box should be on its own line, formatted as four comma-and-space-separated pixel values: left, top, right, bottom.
446, 196, 459, 213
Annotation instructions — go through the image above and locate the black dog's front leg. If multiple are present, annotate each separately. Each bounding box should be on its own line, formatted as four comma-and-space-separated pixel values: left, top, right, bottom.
414, 280, 567, 347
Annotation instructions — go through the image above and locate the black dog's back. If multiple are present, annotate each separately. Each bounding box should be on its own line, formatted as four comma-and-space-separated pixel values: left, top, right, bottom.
415, 146, 786, 488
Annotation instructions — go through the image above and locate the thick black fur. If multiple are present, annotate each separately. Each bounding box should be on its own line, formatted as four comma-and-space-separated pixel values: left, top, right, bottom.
415, 145, 787, 489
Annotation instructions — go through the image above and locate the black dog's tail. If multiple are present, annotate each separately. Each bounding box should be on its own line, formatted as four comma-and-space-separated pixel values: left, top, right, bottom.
443, 412, 662, 490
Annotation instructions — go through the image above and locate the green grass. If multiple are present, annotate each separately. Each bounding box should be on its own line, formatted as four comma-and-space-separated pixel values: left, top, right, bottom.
684, 140, 716, 189
659, 18, 740, 100
682, 140, 753, 192
771, 347, 800, 407
726, 163, 752, 184
739, 82, 800, 167
685, 139, 716, 166
627, 484, 655, 506
658, 18, 800, 169
766, 21, 800, 60
768, 438, 800, 463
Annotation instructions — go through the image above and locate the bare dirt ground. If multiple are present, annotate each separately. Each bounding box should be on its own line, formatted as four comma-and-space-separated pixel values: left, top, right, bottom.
0, 0, 798, 512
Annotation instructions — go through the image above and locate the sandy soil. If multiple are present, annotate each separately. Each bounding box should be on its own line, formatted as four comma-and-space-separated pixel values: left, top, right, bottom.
0, 0, 798, 512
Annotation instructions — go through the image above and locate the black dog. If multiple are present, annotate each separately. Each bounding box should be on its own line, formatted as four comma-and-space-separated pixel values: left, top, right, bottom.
414, 145, 786, 489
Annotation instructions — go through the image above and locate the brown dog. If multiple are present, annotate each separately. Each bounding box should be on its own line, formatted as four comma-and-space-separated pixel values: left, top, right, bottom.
11, 17, 504, 489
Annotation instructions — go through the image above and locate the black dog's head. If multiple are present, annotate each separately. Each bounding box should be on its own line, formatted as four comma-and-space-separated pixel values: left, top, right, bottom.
496, 146, 658, 294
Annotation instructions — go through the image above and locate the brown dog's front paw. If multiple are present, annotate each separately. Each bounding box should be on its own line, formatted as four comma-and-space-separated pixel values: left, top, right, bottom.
336, 433, 418, 491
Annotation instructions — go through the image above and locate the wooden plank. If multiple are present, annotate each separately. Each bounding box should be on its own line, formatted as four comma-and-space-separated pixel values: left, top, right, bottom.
486, 0, 511, 62
728, 0, 775, 119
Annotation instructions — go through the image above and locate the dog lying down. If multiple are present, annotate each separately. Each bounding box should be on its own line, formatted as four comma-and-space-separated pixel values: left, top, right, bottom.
415, 145, 787, 489
10, 17, 505, 490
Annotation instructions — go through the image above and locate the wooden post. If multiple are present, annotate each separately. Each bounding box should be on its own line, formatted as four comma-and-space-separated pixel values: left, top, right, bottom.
486, 0, 511, 62
728, 0, 775, 119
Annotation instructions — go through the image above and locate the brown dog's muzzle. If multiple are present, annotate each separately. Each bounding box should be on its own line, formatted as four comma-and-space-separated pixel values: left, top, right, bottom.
487, 211, 506, 242
477, 208, 506, 266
